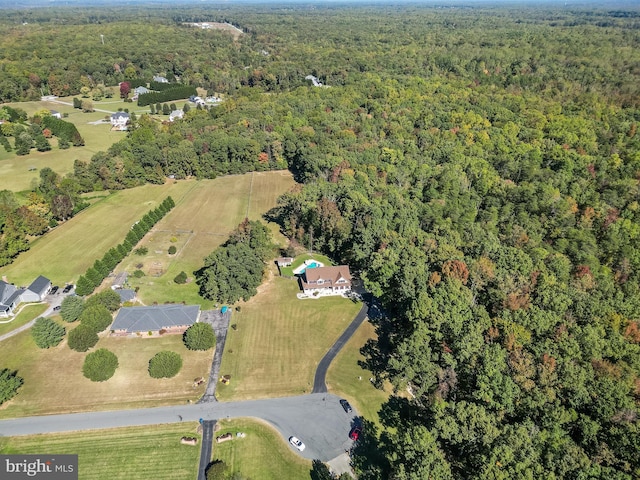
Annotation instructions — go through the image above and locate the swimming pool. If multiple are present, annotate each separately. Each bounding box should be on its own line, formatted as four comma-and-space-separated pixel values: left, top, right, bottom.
292, 260, 325, 275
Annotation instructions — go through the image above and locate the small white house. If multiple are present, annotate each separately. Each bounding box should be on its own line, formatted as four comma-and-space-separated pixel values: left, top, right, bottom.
169, 110, 184, 122
134, 86, 150, 95
49, 110, 62, 119
153, 75, 169, 83
110, 112, 130, 131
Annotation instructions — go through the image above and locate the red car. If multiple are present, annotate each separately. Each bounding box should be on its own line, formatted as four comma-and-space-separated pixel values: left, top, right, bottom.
349, 426, 362, 441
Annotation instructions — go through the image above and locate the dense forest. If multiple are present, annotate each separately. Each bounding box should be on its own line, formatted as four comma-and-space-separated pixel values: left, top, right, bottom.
1, 3, 640, 478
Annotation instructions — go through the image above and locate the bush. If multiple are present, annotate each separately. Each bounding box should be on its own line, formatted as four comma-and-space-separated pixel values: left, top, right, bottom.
148, 351, 183, 378
60, 295, 85, 322
168, 245, 177, 255
31, 317, 66, 348
174, 271, 187, 284
68, 324, 99, 352
183, 322, 215, 351
79, 304, 113, 333
0, 369, 23, 406
83, 348, 118, 382
205, 460, 228, 480
133, 269, 145, 278
85, 290, 121, 312
134, 246, 148, 255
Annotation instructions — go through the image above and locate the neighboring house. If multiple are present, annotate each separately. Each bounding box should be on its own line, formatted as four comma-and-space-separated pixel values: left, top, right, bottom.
110, 112, 130, 131
276, 257, 293, 267
300, 265, 352, 295
115, 289, 136, 304
50, 110, 62, 119
111, 272, 128, 290
134, 86, 150, 95
0, 276, 51, 317
110, 304, 200, 336
169, 109, 184, 122
153, 75, 169, 83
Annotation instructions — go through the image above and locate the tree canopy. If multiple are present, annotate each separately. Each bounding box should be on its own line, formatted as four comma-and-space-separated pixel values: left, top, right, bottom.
31, 317, 66, 349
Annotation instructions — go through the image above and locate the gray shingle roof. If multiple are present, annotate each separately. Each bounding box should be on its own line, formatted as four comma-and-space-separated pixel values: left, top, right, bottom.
116, 289, 136, 303
111, 305, 200, 333
0, 281, 17, 304
27, 275, 51, 296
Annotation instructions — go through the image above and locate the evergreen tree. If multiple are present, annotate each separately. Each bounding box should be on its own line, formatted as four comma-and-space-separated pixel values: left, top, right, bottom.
60, 295, 85, 322
31, 318, 66, 348
68, 324, 99, 352
183, 322, 215, 351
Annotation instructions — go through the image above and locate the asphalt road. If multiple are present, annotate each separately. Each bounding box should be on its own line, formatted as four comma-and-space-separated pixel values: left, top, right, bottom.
313, 302, 369, 393
0, 393, 358, 462
197, 420, 215, 480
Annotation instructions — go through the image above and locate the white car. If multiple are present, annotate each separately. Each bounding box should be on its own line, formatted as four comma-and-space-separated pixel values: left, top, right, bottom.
289, 436, 305, 452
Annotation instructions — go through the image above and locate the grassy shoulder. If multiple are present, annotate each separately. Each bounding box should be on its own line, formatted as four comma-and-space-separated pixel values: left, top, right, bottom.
0, 303, 48, 336
0, 329, 212, 419
211, 418, 311, 480
326, 320, 392, 430
0, 423, 202, 480
216, 269, 363, 401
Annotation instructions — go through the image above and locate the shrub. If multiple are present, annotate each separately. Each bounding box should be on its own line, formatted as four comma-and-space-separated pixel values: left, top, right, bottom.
60, 295, 85, 322
0, 369, 23, 406
83, 349, 118, 382
168, 245, 177, 255
148, 351, 183, 378
31, 318, 66, 348
134, 246, 148, 255
85, 290, 121, 312
133, 269, 145, 278
205, 460, 228, 480
183, 322, 215, 351
79, 304, 113, 333
68, 324, 99, 352
174, 271, 187, 284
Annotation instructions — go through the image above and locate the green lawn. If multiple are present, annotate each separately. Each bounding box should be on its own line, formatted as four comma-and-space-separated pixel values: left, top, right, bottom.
216, 268, 363, 401
0, 329, 213, 419
211, 418, 311, 479
0, 303, 47, 336
0, 423, 202, 480
326, 320, 392, 430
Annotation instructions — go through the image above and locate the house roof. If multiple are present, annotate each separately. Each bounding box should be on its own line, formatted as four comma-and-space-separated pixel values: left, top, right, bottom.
304, 265, 351, 284
112, 272, 128, 287
111, 304, 200, 333
115, 289, 136, 303
169, 110, 184, 119
111, 112, 130, 120
27, 275, 50, 296
134, 86, 149, 94
276, 257, 293, 265
0, 281, 17, 303
4, 289, 25, 307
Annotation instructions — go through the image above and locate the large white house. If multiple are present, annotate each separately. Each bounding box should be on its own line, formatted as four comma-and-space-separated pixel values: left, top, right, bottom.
110, 112, 130, 131
300, 265, 352, 296
0, 276, 52, 317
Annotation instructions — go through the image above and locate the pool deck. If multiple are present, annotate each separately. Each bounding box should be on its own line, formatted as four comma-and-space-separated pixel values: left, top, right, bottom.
292, 259, 325, 276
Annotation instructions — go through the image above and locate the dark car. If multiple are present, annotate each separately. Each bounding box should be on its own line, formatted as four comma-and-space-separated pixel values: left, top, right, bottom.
349, 426, 362, 441
49, 286, 59, 295
53, 305, 61, 311
62, 285, 73, 294
340, 399, 353, 413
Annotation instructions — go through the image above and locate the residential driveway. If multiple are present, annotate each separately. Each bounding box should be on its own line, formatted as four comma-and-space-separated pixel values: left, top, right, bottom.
0, 393, 357, 462
197, 420, 216, 480
313, 302, 368, 393
197, 309, 231, 403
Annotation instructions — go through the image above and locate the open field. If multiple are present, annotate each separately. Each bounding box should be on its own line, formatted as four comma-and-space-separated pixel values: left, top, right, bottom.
216, 269, 363, 401
0, 423, 202, 480
0, 329, 213, 419
120, 171, 295, 305
326, 320, 393, 430
0, 181, 196, 287
0, 303, 47, 336
211, 418, 311, 479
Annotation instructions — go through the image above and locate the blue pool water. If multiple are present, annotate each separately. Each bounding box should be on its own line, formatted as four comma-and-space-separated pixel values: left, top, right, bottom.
307, 262, 320, 269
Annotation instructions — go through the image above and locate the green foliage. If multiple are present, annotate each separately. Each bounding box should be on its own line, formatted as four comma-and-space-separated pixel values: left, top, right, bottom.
85, 289, 121, 312
67, 324, 99, 352
31, 317, 66, 348
82, 348, 118, 382
310, 460, 332, 480
41, 115, 84, 146
148, 351, 183, 378
74, 275, 95, 296
196, 220, 272, 303
133, 269, 145, 278
134, 246, 148, 255
137, 86, 197, 107
0, 369, 23, 406
79, 304, 113, 333
168, 245, 177, 254
59, 295, 85, 322
174, 271, 187, 284
205, 460, 228, 480
183, 322, 215, 351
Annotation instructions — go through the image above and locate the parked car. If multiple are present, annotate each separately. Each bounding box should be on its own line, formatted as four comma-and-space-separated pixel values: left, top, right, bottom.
340, 399, 353, 413
288, 436, 305, 452
349, 426, 362, 441
53, 306, 61, 311
62, 285, 73, 294
49, 286, 59, 295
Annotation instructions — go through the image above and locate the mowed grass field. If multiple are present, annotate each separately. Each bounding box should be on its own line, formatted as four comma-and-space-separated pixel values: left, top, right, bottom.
0, 423, 202, 480
211, 418, 311, 479
0, 171, 295, 291
216, 269, 363, 401
326, 320, 393, 430
118, 171, 295, 305
0, 328, 213, 419
0, 304, 47, 336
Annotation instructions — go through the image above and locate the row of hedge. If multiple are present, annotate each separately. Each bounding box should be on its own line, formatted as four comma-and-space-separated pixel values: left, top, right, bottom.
137, 86, 197, 107
75, 196, 175, 296
41, 115, 85, 146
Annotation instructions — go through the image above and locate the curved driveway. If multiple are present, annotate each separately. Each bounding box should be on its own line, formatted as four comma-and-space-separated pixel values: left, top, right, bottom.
0, 393, 356, 462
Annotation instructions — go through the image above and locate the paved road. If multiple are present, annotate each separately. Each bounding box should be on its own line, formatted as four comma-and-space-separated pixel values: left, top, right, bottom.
197, 420, 216, 480
313, 303, 368, 393
0, 291, 70, 343
0, 393, 357, 462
